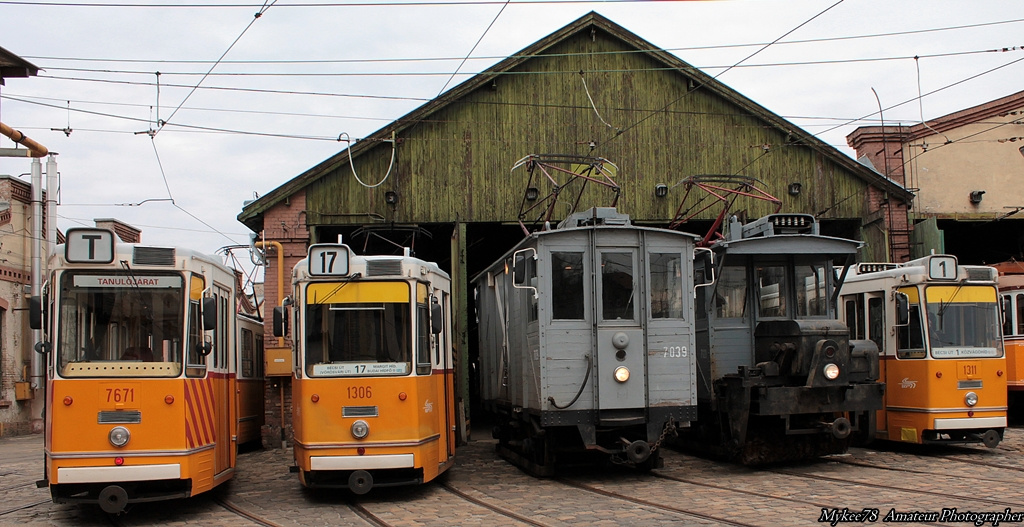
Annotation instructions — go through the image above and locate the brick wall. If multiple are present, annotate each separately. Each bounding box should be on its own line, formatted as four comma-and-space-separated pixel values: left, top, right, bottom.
258, 191, 309, 448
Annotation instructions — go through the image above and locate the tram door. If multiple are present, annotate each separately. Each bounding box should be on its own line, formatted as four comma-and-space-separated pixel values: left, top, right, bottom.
213, 285, 233, 475
593, 231, 646, 410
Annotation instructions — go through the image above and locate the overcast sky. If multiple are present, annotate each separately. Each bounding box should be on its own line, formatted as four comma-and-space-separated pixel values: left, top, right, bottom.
1, 0, 1023, 281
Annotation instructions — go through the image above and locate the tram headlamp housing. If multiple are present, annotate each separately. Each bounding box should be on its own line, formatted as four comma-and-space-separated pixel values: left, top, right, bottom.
965, 391, 979, 407
108, 426, 131, 448
351, 420, 370, 440
613, 366, 630, 383
823, 363, 840, 381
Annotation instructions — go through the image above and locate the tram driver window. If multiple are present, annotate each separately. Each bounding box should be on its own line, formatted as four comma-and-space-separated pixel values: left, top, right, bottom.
716, 265, 748, 319
601, 252, 635, 321
897, 302, 926, 359
551, 252, 584, 320
756, 265, 787, 318
650, 253, 684, 319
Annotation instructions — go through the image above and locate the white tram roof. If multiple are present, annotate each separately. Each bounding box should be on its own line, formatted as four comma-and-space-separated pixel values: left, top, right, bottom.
845, 254, 998, 284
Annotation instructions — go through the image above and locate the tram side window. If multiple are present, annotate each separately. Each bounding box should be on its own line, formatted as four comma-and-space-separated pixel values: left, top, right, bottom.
513, 253, 538, 322
186, 299, 207, 376
716, 265, 748, 319
897, 303, 926, 358
1017, 293, 1024, 336
241, 327, 254, 377
601, 252, 635, 321
551, 252, 584, 320
416, 302, 431, 375
650, 253, 684, 319
1003, 295, 1013, 337
842, 294, 864, 339
868, 297, 885, 350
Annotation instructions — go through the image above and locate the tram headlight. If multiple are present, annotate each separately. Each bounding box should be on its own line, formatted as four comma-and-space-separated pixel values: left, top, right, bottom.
108, 426, 131, 448
965, 391, 979, 407
613, 366, 630, 383
351, 420, 370, 440
823, 363, 840, 380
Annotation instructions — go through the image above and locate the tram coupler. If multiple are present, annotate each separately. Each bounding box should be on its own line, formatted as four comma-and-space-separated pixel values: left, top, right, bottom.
974, 429, 1002, 448
98, 484, 129, 514
823, 417, 852, 439
621, 438, 652, 464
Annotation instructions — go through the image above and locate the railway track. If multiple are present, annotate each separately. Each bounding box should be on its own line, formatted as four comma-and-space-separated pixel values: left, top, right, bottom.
557, 476, 762, 527
768, 467, 1019, 508
441, 481, 551, 527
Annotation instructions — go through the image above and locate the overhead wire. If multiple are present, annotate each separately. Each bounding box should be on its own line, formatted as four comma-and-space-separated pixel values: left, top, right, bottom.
436, 0, 510, 96
20, 14, 1024, 66
594, 0, 849, 150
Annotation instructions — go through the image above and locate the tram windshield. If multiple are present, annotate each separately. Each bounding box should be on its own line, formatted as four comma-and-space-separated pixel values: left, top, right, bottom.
303, 281, 412, 377
56, 271, 185, 378
925, 285, 1002, 358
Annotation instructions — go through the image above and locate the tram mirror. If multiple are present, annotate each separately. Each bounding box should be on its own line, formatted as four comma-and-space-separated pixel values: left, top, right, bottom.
693, 248, 716, 297
29, 295, 42, 330
202, 297, 217, 330
511, 248, 538, 298
431, 298, 443, 335
894, 291, 910, 326
273, 306, 288, 337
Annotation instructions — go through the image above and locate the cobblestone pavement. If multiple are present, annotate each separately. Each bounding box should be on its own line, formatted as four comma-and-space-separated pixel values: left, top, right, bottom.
3, 427, 1023, 526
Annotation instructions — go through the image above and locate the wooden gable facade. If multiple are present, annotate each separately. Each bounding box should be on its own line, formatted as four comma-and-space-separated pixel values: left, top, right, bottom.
238, 12, 914, 444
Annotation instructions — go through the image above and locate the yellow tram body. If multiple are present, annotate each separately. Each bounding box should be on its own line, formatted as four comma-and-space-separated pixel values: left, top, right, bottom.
282, 244, 456, 493
994, 263, 1024, 394
35, 228, 253, 513
840, 256, 1006, 447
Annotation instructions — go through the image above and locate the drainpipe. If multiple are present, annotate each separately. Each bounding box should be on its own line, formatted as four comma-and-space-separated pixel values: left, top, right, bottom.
255, 239, 287, 444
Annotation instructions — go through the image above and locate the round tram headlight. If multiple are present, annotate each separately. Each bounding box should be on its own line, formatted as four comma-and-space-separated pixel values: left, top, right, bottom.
351, 420, 370, 440
823, 363, 840, 380
965, 391, 979, 407
613, 366, 630, 383
108, 426, 131, 448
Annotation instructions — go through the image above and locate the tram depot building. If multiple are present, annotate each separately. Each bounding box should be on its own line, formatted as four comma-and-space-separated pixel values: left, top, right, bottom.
1, 14, 1022, 440
235, 13, 1024, 447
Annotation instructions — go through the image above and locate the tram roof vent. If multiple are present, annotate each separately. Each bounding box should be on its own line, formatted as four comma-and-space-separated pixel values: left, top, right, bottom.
966, 267, 997, 282
133, 246, 176, 266
731, 213, 817, 240
557, 207, 631, 229
367, 259, 403, 277
857, 262, 900, 274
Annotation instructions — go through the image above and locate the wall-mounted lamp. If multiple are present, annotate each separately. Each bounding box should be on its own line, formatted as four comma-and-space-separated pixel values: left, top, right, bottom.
525, 187, 539, 201
384, 191, 399, 206
788, 182, 802, 196
969, 190, 985, 204
654, 184, 668, 198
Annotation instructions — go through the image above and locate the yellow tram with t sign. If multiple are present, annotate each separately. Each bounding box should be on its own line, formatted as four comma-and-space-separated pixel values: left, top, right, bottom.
32, 228, 247, 513
276, 243, 455, 494
839, 254, 1006, 447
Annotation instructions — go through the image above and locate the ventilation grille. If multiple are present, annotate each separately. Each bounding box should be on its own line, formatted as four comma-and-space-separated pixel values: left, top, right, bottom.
98, 410, 141, 424
133, 247, 176, 266
367, 260, 402, 277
